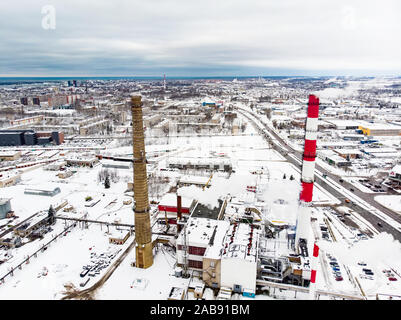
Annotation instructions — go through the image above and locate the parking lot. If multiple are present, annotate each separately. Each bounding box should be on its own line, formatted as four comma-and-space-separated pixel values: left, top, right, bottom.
358, 178, 387, 193
79, 247, 122, 287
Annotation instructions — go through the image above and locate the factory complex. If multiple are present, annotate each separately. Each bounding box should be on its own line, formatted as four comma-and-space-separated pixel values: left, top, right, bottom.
0, 77, 401, 301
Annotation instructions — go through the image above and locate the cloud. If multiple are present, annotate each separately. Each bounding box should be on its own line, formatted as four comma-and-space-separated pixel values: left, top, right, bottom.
1, 0, 401, 76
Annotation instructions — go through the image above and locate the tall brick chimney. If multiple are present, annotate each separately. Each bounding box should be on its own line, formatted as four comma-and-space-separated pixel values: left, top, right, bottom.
131, 95, 153, 268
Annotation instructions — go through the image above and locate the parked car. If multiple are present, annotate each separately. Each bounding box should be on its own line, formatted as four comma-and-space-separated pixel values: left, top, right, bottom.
335, 276, 343, 281
360, 274, 374, 280
388, 277, 397, 281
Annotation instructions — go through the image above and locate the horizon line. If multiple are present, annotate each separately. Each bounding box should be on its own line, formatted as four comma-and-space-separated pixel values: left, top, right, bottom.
1, 75, 399, 79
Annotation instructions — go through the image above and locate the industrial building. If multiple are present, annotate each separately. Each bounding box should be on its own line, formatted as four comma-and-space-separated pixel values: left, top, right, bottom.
9, 115, 44, 127
109, 230, 130, 245
44, 160, 67, 171
333, 149, 362, 160
157, 193, 196, 224
176, 217, 230, 271
219, 223, 259, 296
0, 151, 21, 161
0, 198, 12, 219
358, 122, 401, 136
0, 130, 64, 146
66, 156, 98, 167
102, 159, 132, 170
318, 150, 352, 167
24, 186, 61, 197
166, 157, 232, 172
325, 120, 361, 130
178, 175, 212, 188
0, 173, 21, 188
13, 210, 55, 238
176, 217, 259, 296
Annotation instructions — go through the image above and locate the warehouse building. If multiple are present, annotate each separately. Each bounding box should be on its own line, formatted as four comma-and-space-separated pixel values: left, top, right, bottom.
0, 198, 12, 219
167, 157, 232, 172
0, 151, 21, 161
66, 156, 98, 167
333, 149, 362, 160
0, 173, 21, 188
0, 130, 63, 146
24, 186, 61, 197
318, 150, 352, 167
109, 229, 130, 245
325, 120, 361, 130
358, 122, 401, 136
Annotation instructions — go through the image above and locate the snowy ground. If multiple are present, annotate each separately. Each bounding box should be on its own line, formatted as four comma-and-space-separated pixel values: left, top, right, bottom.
96, 244, 190, 300
375, 195, 401, 215
0, 223, 132, 299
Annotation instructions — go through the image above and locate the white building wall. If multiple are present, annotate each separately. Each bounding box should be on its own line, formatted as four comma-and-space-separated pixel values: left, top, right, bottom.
220, 258, 256, 292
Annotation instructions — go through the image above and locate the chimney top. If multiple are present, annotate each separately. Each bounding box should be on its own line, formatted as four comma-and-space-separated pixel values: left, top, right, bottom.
131, 95, 142, 106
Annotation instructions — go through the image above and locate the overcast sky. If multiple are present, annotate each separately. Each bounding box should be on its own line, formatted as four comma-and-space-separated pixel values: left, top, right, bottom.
0, 0, 400, 77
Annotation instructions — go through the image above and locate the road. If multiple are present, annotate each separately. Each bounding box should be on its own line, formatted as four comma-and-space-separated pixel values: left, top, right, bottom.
237, 106, 401, 241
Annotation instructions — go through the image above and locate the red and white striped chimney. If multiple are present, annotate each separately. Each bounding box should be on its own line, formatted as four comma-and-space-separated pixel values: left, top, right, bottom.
309, 242, 319, 300
295, 94, 319, 247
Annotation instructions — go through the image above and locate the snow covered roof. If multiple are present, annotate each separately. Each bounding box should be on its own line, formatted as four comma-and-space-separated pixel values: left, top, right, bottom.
390, 165, 401, 175
167, 157, 231, 166
221, 223, 259, 262
359, 121, 401, 130
325, 120, 362, 128
203, 221, 231, 259
362, 147, 398, 154
158, 193, 193, 208
179, 175, 210, 185
178, 217, 229, 248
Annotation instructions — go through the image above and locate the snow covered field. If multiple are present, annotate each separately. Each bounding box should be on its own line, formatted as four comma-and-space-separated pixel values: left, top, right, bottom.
375, 195, 401, 215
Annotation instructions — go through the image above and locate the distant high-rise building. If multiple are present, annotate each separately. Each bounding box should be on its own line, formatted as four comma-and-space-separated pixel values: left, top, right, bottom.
20, 97, 28, 105
32, 97, 40, 105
